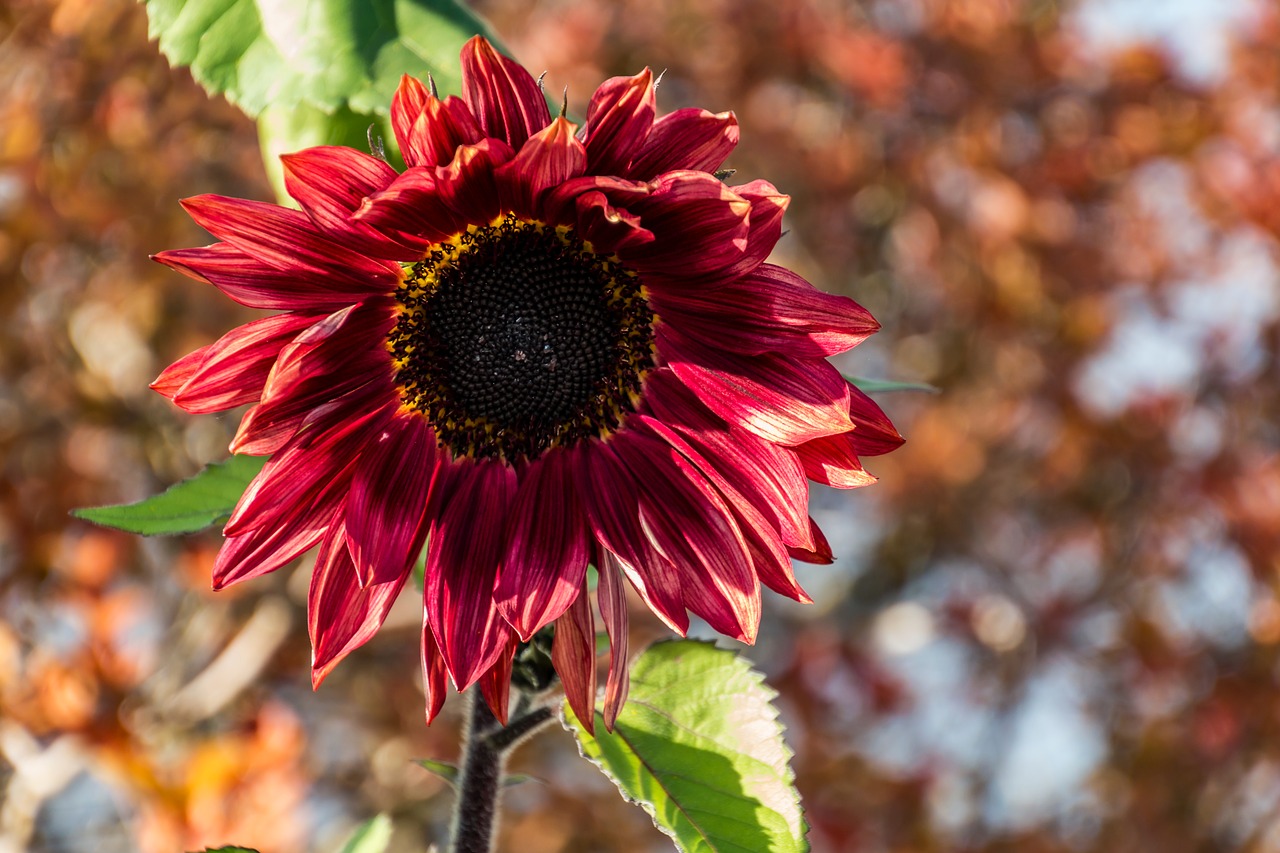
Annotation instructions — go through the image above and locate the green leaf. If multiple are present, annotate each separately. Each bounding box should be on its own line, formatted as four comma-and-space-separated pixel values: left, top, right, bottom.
845, 375, 939, 395
72, 455, 266, 536
414, 758, 460, 786
414, 759, 537, 788
143, 0, 500, 118
338, 814, 393, 853
565, 640, 807, 853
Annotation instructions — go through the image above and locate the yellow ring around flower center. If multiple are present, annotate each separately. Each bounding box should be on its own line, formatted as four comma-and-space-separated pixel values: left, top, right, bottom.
388, 213, 655, 463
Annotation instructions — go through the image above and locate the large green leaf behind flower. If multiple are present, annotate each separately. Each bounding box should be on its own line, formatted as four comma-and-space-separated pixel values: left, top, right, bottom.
143, 0, 499, 117
144, 0, 504, 200
566, 640, 808, 853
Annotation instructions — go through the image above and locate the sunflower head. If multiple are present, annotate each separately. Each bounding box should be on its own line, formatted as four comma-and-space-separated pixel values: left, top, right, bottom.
388, 213, 654, 463
151, 35, 902, 731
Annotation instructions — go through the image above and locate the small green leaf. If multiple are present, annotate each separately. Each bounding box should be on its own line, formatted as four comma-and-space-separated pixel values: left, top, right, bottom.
414, 759, 537, 788
565, 640, 807, 853
72, 455, 266, 536
502, 773, 539, 788
338, 814, 393, 853
143, 0, 501, 118
414, 758, 460, 786
845, 375, 939, 394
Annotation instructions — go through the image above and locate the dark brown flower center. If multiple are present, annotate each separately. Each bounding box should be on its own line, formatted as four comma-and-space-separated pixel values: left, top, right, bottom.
389, 214, 655, 462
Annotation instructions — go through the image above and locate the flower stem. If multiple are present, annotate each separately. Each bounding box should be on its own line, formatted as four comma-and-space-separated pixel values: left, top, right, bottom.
448, 688, 555, 853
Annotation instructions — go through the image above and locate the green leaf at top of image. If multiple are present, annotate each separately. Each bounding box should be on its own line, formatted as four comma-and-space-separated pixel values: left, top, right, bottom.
564, 640, 808, 853
845, 375, 939, 395
338, 814, 393, 853
143, 0, 502, 118
72, 455, 267, 536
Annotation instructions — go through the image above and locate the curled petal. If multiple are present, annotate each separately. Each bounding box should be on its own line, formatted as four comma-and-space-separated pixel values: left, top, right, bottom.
391, 74, 432, 165
355, 167, 467, 250
725, 180, 790, 281
619, 172, 751, 285
422, 621, 448, 724
848, 383, 906, 456
309, 522, 410, 686
795, 433, 878, 489
433, 138, 516, 225
597, 552, 631, 732
543, 175, 655, 251
409, 94, 486, 168
552, 578, 597, 734
479, 638, 518, 725
628, 108, 739, 180
789, 518, 834, 565
583, 69, 655, 176
393, 72, 486, 169
460, 35, 551, 149
543, 174, 650, 223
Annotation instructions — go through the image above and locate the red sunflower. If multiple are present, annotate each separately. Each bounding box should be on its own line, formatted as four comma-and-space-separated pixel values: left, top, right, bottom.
153, 36, 902, 731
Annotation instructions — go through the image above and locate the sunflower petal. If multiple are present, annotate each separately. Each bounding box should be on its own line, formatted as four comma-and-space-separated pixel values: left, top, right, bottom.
479, 638, 517, 724
628, 108, 739, 180
160, 313, 319, 415
345, 413, 441, 587
497, 449, 589, 641
425, 459, 517, 691
309, 522, 410, 686
612, 431, 760, 643
597, 552, 631, 732
660, 324, 853, 445
498, 117, 587, 218
575, 439, 688, 634
421, 622, 449, 724
281, 146, 406, 258
552, 579, 597, 734
152, 244, 377, 311
583, 69, 655, 176
460, 35, 551, 149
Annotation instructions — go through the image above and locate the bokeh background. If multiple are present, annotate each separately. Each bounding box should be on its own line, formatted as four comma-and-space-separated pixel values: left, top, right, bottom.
3, 0, 1280, 850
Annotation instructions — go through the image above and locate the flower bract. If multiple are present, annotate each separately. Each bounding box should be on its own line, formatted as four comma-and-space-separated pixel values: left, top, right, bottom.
153, 36, 903, 731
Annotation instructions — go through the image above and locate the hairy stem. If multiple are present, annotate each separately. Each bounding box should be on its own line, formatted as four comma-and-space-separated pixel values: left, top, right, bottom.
450, 691, 505, 853
448, 690, 556, 853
